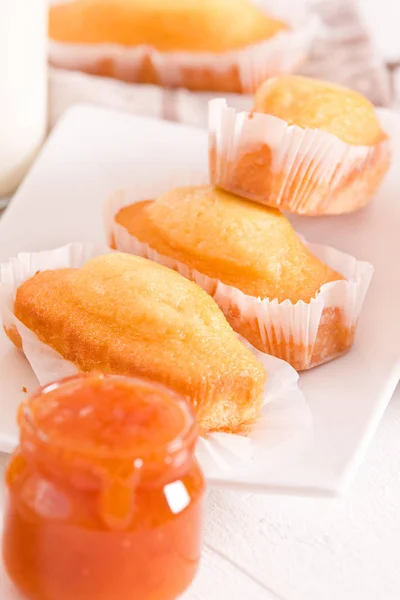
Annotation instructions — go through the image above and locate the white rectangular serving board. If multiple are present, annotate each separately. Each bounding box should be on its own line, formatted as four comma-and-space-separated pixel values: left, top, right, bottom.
0, 105, 399, 496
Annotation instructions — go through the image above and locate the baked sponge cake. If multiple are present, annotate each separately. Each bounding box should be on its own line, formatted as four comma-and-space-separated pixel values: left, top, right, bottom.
49, 0, 288, 53
48, 0, 303, 93
209, 75, 391, 214
7, 253, 266, 434
110, 185, 372, 370
253, 75, 386, 147
114, 187, 344, 303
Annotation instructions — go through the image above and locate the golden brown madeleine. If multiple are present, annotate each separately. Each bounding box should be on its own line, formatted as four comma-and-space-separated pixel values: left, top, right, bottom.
253, 75, 386, 146
114, 186, 344, 303
112, 185, 370, 370
11, 253, 265, 434
48, 0, 299, 93
49, 0, 288, 52
209, 76, 391, 215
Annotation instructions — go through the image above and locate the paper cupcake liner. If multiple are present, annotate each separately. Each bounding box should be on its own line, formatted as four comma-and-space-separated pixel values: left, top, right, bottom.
208, 98, 392, 215
49, 4, 319, 94
0, 243, 312, 471
105, 185, 374, 370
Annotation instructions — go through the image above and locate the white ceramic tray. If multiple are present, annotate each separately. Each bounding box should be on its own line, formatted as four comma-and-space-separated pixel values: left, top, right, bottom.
0, 105, 399, 496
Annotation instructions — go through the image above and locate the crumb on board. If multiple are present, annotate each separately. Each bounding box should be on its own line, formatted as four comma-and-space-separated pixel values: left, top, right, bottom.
22, 386, 27, 393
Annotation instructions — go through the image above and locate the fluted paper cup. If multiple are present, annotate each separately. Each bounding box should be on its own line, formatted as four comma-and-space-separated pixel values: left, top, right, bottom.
209, 98, 392, 215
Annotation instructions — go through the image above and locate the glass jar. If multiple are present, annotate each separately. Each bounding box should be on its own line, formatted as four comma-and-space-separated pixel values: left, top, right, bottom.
2, 374, 205, 600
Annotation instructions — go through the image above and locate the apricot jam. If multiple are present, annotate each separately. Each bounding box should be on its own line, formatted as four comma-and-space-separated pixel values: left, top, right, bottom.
3, 374, 204, 600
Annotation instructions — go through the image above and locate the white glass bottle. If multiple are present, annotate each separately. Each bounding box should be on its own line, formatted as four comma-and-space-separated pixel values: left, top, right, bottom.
0, 0, 48, 198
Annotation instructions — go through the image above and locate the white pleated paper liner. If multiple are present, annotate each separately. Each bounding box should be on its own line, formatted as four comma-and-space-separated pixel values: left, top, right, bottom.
208, 98, 392, 215
105, 185, 374, 370
49, 2, 319, 94
0, 243, 312, 472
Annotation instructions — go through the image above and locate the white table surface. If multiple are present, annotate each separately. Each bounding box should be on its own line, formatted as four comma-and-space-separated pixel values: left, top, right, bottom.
2, 3, 400, 599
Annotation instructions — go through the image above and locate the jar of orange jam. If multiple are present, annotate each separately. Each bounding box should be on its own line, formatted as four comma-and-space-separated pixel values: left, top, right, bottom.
3, 374, 205, 600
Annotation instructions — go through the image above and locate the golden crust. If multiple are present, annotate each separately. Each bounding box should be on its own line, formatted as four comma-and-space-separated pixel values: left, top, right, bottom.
253, 75, 386, 146
115, 186, 344, 304
11, 254, 266, 435
49, 0, 288, 53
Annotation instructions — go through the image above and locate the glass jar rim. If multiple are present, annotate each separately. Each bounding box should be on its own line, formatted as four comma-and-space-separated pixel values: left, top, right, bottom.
19, 373, 198, 464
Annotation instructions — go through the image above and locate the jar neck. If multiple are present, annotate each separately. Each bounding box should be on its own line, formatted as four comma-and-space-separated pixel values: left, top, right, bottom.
20, 422, 197, 490
17, 374, 199, 528
19, 430, 197, 530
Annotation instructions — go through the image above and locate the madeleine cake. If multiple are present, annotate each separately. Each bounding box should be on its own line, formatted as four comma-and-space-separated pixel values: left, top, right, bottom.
209, 75, 391, 214
49, 0, 312, 93
109, 185, 373, 370
7, 253, 266, 434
